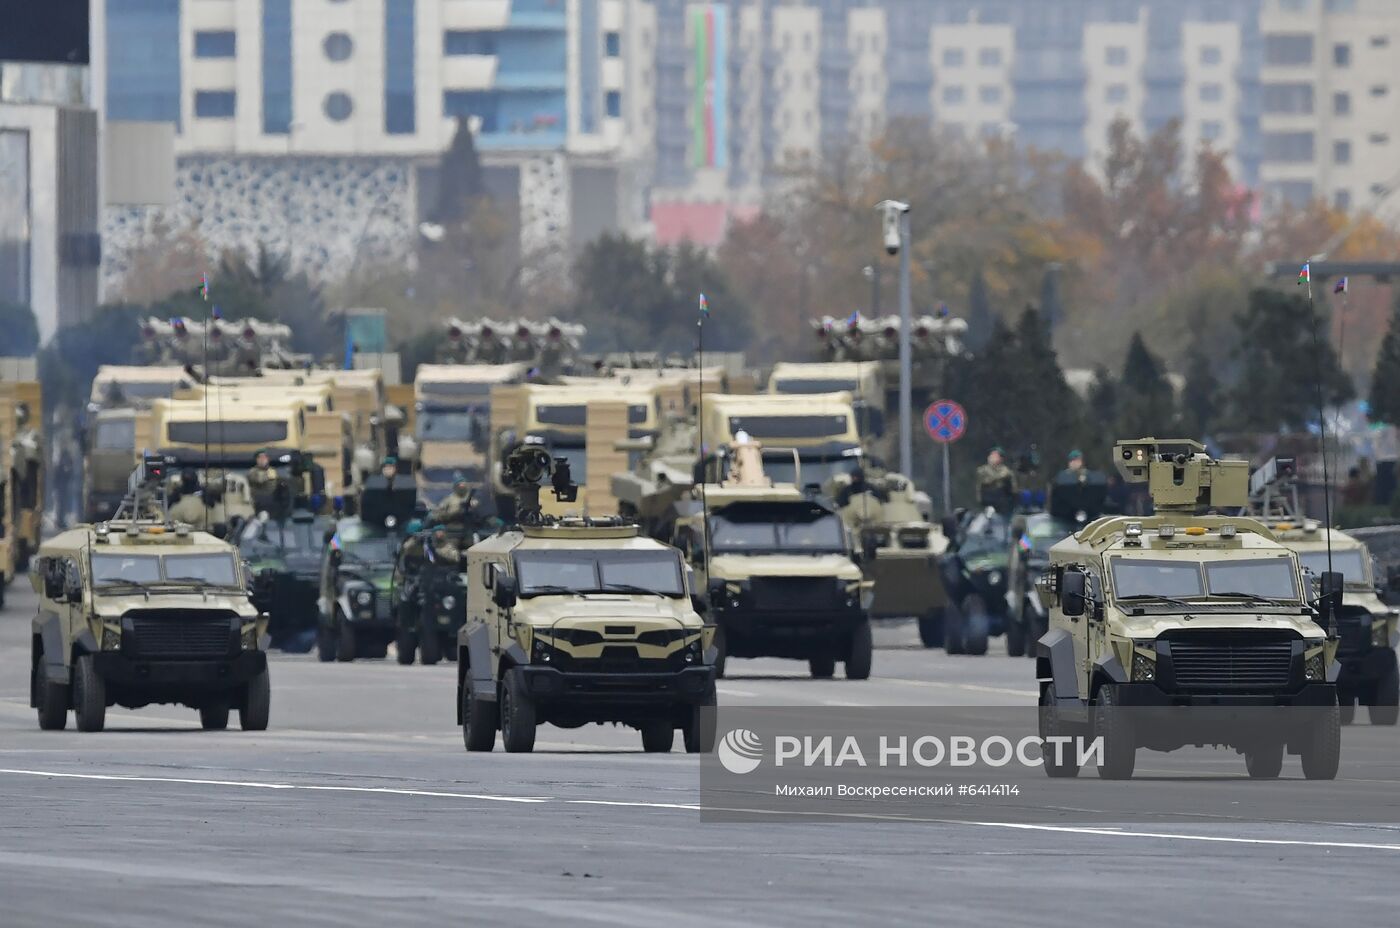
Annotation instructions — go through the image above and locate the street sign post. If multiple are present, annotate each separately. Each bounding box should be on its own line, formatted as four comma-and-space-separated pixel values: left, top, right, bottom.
924, 400, 966, 516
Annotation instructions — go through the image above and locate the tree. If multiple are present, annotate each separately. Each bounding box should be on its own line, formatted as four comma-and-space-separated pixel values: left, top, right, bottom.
1088, 366, 1118, 429
0, 302, 40, 356
1370, 307, 1400, 427
38, 304, 150, 412
208, 245, 332, 356
1179, 337, 1222, 438
1228, 288, 1354, 431
964, 268, 996, 352
1116, 332, 1176, 436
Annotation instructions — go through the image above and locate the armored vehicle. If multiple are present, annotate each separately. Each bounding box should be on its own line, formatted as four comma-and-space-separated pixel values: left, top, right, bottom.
456, 446, 716, 753
1249, 457, 1398, 725
701, 391, 864, 490
939, 509, 1010, 655
406, 363, 524, 507
29, 456, 270, 732
1036, 439, 1341, 780
393, 524, 469, 665
675, 437, 871, 679
239, 508, 333, 652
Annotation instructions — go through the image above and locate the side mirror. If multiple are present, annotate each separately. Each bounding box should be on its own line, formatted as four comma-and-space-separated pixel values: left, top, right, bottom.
493, 573, 518, 610
1061, 569, 1087, 617
1317, 570, 1344, 628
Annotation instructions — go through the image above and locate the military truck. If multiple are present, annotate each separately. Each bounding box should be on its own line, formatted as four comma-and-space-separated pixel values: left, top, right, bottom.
238, 508, 333, 652
84, 365, 194, 521
405, 362, 525, 507
768, 360, 886, 448
700, 392, 863, 490
456, 445, 715, 753
674, 437, 871, 679
29, 455, 270, 732
1249, 456, 1398, 725
1036, 439, 1341, 780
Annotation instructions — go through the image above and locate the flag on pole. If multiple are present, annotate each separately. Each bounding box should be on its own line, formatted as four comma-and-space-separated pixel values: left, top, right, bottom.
199, 273, 209, 300
211, 304, 223, 320
1334, 277, 1349, 294
698, 293, 709, 317
844, 310, 860, 327
1297, 263, 1310, 285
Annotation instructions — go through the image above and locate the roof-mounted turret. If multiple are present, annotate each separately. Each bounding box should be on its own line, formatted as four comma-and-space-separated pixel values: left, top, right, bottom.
108, 452, 177, 526
500, 441, 579, 526
1114, 438, 1249, 513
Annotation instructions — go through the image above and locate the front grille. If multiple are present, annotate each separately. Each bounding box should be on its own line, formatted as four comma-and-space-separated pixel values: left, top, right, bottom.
1168, 638, 1293, 690
749, 576, 838, 611
128, 614, 236, 659
1336, 606, 1371, 657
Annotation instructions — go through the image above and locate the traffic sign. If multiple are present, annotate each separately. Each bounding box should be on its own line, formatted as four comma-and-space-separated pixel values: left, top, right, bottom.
924, 400, 966, 444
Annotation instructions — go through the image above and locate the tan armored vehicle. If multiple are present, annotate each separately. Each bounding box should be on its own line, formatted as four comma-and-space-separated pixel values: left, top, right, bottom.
456, 446, 715, 753
29, 455, 270, 732
1036, 439, 1340, 780
406, 362, 525, 507
85, 366, 194, 521
674, 436, 871, 679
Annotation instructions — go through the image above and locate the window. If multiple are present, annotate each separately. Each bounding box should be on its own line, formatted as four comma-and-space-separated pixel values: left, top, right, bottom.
978, 47, 1002, 67
323, 32, 353, 61
1262, 82, 1313, 113
1263, 130, 1315, 161
1201, 120, 1223, 141
1268, 180, 1313, 206
605, 90, 621, 118
106, 0, 180, 123
1279, 0, 1308, 9
194, 90, 236, 119
1333, 42, 1351, 66
1333, 139, 1351, 163
605, 31, 621, 57
323, 92, 353, 121
1105, 45, 1128, 66
1371, 35, 1390, 48
1265, 34, 1314, 66
1105, 83, 1128, 104
444, 30, 496, 56
262, 0, 292, 134
1200, 82, 1224, 103
1334, 91, 1351, 114
943, 48, 965, 67
1334, 189, 1351, 210
384, 0, 416, 134
194, 31, 236, 58
1370, 133, 1390, 145
1371, 85, 1389, 98
979, 84, 1002, 104
1200, 45, 1222, 65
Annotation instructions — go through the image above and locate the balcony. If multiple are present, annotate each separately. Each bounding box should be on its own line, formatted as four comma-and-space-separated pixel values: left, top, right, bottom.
475, 129, 566, 151
508, 10, 567, 31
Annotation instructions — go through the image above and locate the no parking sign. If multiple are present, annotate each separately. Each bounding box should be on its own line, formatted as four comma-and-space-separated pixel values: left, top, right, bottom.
924, 400, 966, 444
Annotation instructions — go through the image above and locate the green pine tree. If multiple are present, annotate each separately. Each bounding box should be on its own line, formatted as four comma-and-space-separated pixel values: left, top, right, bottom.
1117, 332, 1176, 436
1179, 338, 1222, 439
1229, 288, 1354, 431
1369, 307, 1400, 427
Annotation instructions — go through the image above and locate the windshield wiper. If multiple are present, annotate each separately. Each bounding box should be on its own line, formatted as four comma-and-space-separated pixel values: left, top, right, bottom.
1206, 591, 1296, 606
1116, 593, 1199, 609
597, 583, 674, 597
522, 584, 582, 597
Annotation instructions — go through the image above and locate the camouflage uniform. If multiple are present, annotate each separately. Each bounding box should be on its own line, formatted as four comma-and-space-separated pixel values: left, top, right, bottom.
976, 462, 1017, 513
429, 535, 461, 566
430, 487, 473, 527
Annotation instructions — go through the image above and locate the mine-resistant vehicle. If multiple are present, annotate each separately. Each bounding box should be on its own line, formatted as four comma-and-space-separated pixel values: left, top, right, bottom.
1036, 439, 1341, 780
239, 508, 332, 652
939, 509, 1010, 655
457, 446, 716, 753
675, 437, 871, 679
405, 362, 524, 507
29, 455, 270, 732
393, 524, 469, 665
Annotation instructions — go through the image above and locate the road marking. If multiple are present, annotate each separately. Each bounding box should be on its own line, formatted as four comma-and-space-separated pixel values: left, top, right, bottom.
881, 679, 1036, 698
966, 821, 1400, 852
717, 687, 759, 698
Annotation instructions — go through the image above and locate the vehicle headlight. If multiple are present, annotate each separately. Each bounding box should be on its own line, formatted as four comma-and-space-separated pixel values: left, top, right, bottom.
101, 624, 121, 651
241, 621, 257, 650
986, 570, 1003, 587
441, 594, 456, 610
355, 590, 373, 606
1304, 650, 1326, 682
1372, 620, 1390, 648
1131, 651, 1156, 682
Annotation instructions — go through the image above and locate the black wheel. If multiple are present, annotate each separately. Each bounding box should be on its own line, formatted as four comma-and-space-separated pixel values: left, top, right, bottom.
712, 624, 727, 679
944, 605, 965, 655
959, 595, 990, 656
34, 658, 69, 731
72, 654, 106, 733
683, 690, 716, 754
500, 670, 537, 754
1039, 684, 1080, 778
395, 628, 417, 665
1244, 742, 1284, 778
641, 721, 675, 752
240, 669, 270, 731
808, 655, 836, 678
845, 621, 873, 680
1368, 657, 1399, 725
917, 609, 944, 648
199, 699, 230, 731
461, 674, 497, 752
1093, 685, 1135, 780
1301, 705, 1341, 780
335, 617, 356, 663
1005, 616, 1026, 658
316, 626, 336, 662
418, 621, 443, 665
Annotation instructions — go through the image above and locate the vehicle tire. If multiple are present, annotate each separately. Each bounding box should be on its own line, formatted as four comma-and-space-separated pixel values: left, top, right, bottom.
917, 609, 944, 648
418, 621, 443, 666
500, 670, 537, 754
395, 628, 417, 665
199, 699, 230, 731
960, 595, 990, 656
335, 618, 356, 663
316, 626, 336, 663
641, 721, 675, 753
943, 606, 965, 655
1039, 684, 1079, 778
1368, 658, 1399, 726
1005, 616, 1026, 658
240, 669, 271, 731
1339, 698, 1355, 726
712, 624, 727, 679
1093, 685, 1135, 780
684, 690, 716, 754
34, 659, 69, 731
1244, 741, 1284, 778
1300, 705, 1341, 780
845, 621, 873, 681
809, 655, 836, 678
461, 675, 498, 753
72, 654, 106, 733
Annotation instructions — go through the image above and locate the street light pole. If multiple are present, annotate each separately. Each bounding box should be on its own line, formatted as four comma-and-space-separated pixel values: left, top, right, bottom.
897, 210, 913, 478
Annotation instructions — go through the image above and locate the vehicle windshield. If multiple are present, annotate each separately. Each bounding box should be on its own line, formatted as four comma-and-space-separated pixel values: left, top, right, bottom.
240, 518, 322, 554
727, 413, 850, 440
959, 513, 1010, 557
1297, 549, 1367, 584
1018, 515, 1076, 555
94, 419, 136, 450
91, 552, 239, 587
416, 408, 486, 444
1111, 557, 1299, 602
168, 420, 288, 444
759, 453, 862, 488
419, 381, 493, 399
709, 502, 847, 555
515, 550, 685, 597
163, 553, 240, 586
91, 554, 161, 585
772, 378, 859, 394
337, 534, 397, 564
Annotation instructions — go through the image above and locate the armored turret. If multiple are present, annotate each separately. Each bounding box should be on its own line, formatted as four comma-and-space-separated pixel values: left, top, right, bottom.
1113, 438, 1249, 514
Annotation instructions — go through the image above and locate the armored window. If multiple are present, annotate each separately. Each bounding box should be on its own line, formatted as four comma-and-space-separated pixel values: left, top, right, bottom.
1204, 558, 1299, 601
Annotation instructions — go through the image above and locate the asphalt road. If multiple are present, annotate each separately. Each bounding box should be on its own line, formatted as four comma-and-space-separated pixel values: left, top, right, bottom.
3, 578, 1399, 927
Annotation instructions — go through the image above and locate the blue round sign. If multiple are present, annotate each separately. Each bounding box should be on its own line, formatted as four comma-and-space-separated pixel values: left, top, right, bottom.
924, 400, 966, 444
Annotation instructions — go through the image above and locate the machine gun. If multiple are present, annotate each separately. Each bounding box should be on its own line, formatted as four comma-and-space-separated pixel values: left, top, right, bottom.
1113, 438, 1249, 513
500, 442, 578, 526
1247, 456, 1302, 522
109, 452, 176, 523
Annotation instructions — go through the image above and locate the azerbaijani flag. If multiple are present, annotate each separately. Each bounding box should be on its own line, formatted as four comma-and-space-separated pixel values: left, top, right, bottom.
1334, 276, 1348, 294
698, 293, 709, 317
1297, 263, 1310, 285
690, 4, 728, 169
199, 273, 209, 300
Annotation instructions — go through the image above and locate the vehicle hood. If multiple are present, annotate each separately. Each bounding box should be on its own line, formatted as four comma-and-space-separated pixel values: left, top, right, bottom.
710, 553, 861, 580
518, 595, 701, 628
94, 591, 257, 618
1110, 611, 1325, 640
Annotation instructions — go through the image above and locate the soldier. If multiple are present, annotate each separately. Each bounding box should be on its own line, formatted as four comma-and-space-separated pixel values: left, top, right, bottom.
247, 449, 284, 513
435, 324, 470, 364
975, 446, 1017, 514
168, 469, 206, 525
1055, 449, 1086, 483
428, 527, 461, 567
473, 325, 510, 364
429, 473, 475, 527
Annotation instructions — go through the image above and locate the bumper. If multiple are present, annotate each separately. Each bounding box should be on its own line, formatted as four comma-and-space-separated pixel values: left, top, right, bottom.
518, 664, 715, 705
712, 605, 866, 658
1111, 681, 1337, 708
94, 650, 267, 692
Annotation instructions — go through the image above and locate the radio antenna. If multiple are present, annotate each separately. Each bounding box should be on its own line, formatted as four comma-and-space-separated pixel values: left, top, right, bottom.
696, 295, 712, 562
1301, 264, 1339, 639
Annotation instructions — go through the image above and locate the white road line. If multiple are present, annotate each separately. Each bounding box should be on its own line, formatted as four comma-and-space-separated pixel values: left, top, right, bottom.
717, 687, 760, 698
881, 679, 1036, 698
966, 821, 1400, 851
